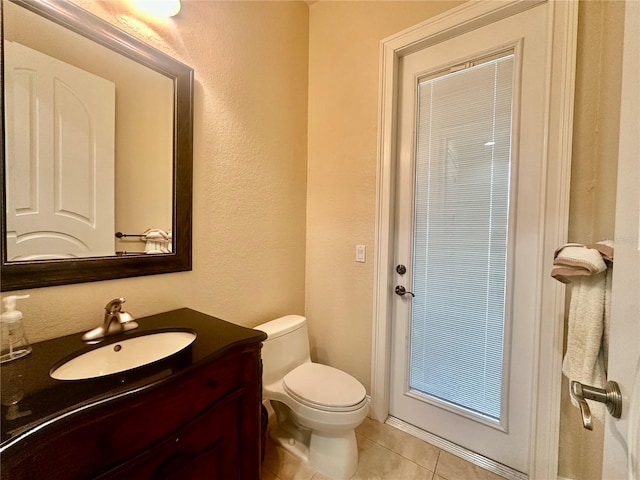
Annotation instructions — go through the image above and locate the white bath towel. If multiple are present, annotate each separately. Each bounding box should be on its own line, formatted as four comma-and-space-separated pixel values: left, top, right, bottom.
554, 242, 612, 422
590, 240, 613, 369
562, 271, 607, 421
603, 266, 612, 369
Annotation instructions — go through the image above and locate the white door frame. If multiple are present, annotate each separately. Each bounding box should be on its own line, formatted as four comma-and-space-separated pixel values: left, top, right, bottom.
371, 1, 578, 477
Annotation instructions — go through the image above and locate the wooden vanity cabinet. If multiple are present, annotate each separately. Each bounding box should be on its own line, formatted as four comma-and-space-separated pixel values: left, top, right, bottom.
1, 343, 264, 480
98, 389, 243, 479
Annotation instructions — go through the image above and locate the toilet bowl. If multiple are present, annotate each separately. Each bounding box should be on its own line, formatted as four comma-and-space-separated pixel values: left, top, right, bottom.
256, 315, 368, 479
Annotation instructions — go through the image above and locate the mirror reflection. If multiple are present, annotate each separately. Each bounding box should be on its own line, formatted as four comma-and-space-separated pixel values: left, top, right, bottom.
1, 0, 193, 292
4, 0, 174, 261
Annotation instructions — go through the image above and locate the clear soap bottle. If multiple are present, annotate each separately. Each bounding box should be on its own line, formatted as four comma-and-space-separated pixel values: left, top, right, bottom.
0, 295, 32, 363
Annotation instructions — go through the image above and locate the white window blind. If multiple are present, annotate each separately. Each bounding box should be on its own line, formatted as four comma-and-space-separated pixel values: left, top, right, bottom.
409, 53, 514, 421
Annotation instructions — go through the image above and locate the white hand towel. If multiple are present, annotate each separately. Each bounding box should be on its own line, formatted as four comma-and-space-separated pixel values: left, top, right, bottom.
551, 243, 607, 284
554, 241, 613, 423
562, 271, 607, 421
591, 240, 614, 369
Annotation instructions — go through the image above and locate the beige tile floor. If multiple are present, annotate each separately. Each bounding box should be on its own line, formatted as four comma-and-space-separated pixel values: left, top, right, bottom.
262, 417, 509, 480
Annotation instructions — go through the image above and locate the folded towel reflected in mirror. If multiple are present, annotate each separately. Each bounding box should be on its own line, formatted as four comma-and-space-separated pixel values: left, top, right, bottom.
142, 229, 172, 254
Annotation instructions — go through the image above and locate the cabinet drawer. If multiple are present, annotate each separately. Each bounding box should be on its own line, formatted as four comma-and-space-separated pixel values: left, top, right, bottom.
98, 392, 241, 479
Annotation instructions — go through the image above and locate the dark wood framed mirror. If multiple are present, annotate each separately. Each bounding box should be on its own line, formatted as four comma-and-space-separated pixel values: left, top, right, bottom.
1, 0, 193, 291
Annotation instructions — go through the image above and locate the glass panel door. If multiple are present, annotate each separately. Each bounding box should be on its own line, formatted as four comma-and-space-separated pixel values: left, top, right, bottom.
410, 53, 514, 423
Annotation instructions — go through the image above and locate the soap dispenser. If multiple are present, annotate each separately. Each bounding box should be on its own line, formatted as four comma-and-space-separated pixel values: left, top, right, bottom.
0, 295, 32, 363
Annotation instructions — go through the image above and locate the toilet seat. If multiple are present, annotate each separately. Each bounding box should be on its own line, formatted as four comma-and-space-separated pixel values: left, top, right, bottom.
283, 363, 366, 412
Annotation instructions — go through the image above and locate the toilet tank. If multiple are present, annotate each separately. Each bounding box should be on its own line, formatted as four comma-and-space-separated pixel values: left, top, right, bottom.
255, 315, 311, 385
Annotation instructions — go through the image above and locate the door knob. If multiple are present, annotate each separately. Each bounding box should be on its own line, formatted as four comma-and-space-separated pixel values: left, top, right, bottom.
395, 285, 415, 297
570, 380, 622, 430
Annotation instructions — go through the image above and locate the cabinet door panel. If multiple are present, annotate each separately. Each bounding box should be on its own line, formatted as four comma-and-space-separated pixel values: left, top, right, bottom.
23, 355, 243, 479
98, 393, 240, 479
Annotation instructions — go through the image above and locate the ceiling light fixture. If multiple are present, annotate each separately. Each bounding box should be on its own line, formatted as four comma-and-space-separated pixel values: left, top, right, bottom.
129, 0, 181, 18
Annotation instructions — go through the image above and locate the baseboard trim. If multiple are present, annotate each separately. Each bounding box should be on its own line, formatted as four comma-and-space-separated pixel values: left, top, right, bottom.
386, 416, 528, 480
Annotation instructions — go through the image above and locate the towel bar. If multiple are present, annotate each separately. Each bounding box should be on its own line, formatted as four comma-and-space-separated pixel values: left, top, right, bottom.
115, 232, 145, 238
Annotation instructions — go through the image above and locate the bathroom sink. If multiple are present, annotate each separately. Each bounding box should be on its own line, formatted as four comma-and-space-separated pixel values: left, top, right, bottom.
50, 330, 196, 381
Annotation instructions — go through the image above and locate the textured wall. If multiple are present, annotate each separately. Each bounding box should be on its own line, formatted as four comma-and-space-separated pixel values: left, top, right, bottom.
560, 2, 625, 479
305, 1, 463, 391
6, 0, 309, 342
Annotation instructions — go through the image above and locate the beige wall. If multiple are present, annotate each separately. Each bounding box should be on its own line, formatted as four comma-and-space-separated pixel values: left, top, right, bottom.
306, 0, 463, 392
6, 0, 309, 342
560, 1, 625, 479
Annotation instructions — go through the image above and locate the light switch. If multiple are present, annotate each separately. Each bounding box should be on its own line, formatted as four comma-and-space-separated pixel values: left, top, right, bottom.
355, 245, 366, 263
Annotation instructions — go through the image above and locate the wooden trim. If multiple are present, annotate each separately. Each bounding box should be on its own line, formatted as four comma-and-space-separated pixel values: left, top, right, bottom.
528, 1, 578, 477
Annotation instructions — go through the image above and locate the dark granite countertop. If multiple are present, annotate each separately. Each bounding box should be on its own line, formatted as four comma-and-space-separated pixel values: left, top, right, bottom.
0, 308, 266, 450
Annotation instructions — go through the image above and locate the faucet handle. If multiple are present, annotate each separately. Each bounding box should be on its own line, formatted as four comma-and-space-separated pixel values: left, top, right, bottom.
83, 298, 136, 342
119, 312, 136, 324
104, 297, 126, 313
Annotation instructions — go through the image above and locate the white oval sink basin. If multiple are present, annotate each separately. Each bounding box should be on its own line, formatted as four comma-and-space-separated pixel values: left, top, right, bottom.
50, 331, 196, 381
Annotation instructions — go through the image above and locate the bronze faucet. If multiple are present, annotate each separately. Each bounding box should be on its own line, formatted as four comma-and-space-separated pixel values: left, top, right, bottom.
82, 298, 138, 343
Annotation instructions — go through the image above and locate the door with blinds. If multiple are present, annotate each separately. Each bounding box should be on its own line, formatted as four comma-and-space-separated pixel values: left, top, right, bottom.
390, 4, 548, 474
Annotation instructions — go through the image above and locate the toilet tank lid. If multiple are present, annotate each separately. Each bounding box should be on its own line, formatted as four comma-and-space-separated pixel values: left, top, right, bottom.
255, 315, 306, 340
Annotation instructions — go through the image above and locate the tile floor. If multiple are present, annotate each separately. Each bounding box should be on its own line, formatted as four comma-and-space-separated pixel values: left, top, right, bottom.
262, 416, 509, 480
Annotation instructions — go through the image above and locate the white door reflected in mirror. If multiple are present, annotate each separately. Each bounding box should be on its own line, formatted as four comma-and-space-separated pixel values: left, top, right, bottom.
2, 0, 176, 263
5, 41, 115, 261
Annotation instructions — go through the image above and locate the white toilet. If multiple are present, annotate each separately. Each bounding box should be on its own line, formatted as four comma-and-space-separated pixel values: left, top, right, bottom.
256, 315, 368, 479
